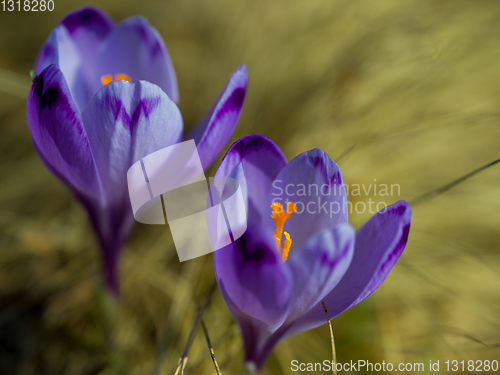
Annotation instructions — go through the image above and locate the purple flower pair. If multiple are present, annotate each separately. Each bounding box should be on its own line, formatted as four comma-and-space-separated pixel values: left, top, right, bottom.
213, 135, 412, 370
27, 7, 412, 370
27, 6, 247, 293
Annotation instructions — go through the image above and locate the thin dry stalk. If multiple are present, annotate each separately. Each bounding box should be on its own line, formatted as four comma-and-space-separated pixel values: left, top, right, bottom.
201, 318, 222, 375
411, 158, 500, 206
173, 282, 218, 375
322, 301, 337, 375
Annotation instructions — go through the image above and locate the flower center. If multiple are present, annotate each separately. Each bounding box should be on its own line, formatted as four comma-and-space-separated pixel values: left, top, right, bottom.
100, 73, 132, 86
271, 202, 297, 262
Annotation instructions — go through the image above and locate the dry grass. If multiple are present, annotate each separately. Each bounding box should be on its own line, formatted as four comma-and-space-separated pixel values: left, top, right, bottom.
0, 0, 499, 374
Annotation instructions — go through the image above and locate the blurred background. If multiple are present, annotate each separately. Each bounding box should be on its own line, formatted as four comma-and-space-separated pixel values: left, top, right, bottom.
0, 0, 499, 374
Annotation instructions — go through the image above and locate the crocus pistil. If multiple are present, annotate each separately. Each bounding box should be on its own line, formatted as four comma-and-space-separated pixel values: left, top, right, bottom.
100, 73, 132, 85
271, 201, 297, 261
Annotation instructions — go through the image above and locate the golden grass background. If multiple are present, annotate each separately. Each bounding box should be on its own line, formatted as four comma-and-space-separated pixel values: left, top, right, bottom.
0, 0, 499, 373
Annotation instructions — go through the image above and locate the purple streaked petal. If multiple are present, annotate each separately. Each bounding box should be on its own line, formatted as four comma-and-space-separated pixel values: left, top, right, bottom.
214, 224, 292, 359
285, 223, 354, 323
287, 200, 412, 336
27, 64, 102, 202
81, 80, 183, 206
34, 26, 93, 112
35, 7, 115, 112
60, 6, 115, 110
95, 17, 179, 104
270, 148, 348, 251
187, 65, 248, 169
61, 6, 114, 38
34, 14, 111, 113
244, 224, 355, 370
215, 135, 287, 223
81, 80, 182, 293
238, 224, 355, 370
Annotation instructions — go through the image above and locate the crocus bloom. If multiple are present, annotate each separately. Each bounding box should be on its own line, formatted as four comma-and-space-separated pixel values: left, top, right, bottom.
27, 6, 247, 294
213, 135, 411, 370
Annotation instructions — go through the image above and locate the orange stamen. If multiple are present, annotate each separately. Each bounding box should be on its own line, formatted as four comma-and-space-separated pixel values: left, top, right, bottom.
271, 202, 297, 261
282, 232, 292, 261
114, 73, 132, 82
100, 73, 132, 85
100, 74, 113, 86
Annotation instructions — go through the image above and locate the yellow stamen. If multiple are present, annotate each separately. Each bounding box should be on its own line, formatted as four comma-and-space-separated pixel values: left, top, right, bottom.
100, 73, 132, 85
271, 202, 297, 261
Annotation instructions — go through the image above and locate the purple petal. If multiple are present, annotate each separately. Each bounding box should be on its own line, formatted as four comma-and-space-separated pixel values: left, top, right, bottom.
60, 6, 114, 70
245, 224, 355, 370
287, 200, 412, 336
186, 65, 248, 169
36, 7, 114, 76
215, 135, 287, 223
35, 7, 115, 113
60, 6, 115, 109
81, 80, 182, 293
27, 64, 102, 202
61, 6, 114, 38
34, 28, 59, 76
270, 148, 348, 251
285, 224, 354, 323
214, 224, 292, 360
95, 17, 179, 104
222, 162, 249, 219
81, 80, 183, 207
35, 26, 92, 112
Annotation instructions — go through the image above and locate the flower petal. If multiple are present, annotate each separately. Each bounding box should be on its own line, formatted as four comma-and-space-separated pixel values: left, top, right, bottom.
61, 6, 114, 41
271, 148, 348, 251
95, 17, 179, 103
34, 26, 94, 112
215, 135, 287, 223
287, 200, 412, 336
214, 224, 292, 360
81, 80, 183, 206
81, 80, 183, 293
244, 224, 355, 369
186, 65, 248, 169
285, 223, 355, 323
27, 65, 101, 202
60, 6, 115, 109
34, 7, 114, 112
34, 28, 60, 76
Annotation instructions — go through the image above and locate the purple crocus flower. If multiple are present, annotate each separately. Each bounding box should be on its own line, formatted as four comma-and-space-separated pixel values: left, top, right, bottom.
213, 135, 411, 370
27, 6, 248, 294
